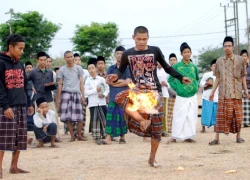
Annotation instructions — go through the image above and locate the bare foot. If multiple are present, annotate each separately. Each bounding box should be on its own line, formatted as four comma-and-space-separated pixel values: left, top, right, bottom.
27, 138, 33, 145
78, 136, 88, 141
139, 120, 151, 131
36, 142, 44, 148
9, 168, 30, 174
69, 137, 76, 142
166, 138, 176, 144
50, 144, 60, 148
148, 159, 161, 168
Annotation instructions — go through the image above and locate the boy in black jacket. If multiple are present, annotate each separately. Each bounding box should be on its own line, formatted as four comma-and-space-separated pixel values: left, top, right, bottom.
0, 34, 34, 178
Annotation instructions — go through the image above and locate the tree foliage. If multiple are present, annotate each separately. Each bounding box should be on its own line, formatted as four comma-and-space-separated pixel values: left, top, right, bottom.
0, 11, 61, 60
72, 22, 119, 59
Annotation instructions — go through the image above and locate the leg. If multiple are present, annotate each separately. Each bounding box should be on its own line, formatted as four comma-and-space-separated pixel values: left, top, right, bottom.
209, 133, 220, 145
148, 138, 161, 168
0, 152, 4, 178
125, 102, 151, 131
67, 121, 75, 142
37, 140, 44, 148
9, 150, 29, 174
200, 125, 206, 133
77, 121, 87, 141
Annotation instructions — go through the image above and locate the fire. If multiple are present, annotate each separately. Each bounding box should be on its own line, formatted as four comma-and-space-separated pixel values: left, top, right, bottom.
127, 83, 159, 114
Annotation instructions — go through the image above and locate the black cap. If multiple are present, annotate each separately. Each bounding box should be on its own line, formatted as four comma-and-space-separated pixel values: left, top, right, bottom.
25, 61, 32, 67
97, 56, 105, 63
115, 46, 126, 52
74, 53, 80, 57
223, 36, 234, 46
36, 97, 46, 107
87, 58, 97, 66
37, 51, 47, 59
240, 49, 248, 56
210, 59, 217, 66
180, 42, 191, 53
169, 53, 177, 60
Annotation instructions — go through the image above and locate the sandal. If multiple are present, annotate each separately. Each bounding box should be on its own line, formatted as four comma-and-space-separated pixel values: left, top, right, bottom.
236, 138, 245, 143
184, 139, 196, 143
119, 139, 126, 144
55, 138, 62, 143
50, 144, 60, 148
111, 137, 118, 142
100, 140, 111, 145
208, 139, 219, 146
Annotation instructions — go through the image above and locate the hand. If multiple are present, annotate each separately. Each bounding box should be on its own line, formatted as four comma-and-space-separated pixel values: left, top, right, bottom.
98, 94, 105, 98
43, 126, 47, 133
44, 82, 55, 86
182, 77, 192, 84
56, 99, 61, 108
209, 92, 214, 101
244, 91, 249, 99
32, 87, 37, 94
81, 97, 85, 105
161, 81, 168, 87
206, 79, 213, 86
28, 106, 34, 115
4, 108, 14, 119
97, 87, 102, 93
37, 108, 42, 114
106, 74, 118, 83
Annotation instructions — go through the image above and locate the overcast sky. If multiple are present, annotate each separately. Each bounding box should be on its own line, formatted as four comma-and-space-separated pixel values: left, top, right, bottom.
1, 0, 249, 62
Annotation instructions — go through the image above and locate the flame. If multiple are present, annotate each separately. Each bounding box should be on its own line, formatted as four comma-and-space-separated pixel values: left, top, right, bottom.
127, 83, 159, 114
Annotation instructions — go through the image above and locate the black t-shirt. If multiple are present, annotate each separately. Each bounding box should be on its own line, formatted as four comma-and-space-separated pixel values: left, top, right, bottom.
116, 46, 183, 92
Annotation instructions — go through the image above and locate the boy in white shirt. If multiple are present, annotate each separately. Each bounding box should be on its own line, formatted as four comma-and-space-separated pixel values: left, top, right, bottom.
199, 59, 218, 132
33, 97, 58, 148
157, 62, 169, 137
85, 58, 109, 145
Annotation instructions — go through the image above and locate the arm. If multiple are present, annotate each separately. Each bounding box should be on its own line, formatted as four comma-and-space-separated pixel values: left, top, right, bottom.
56, 78, 63, 107
33, 113, 44, 128
114, 53, 129, 82
0, 63, 10, 111
102, 78, 110, 97
242, 76, 248, 93
84, 79, 97, 96
79, 76, 85, 97
209, 77, 220, 101
156, 47, 184, 82
111, 79, 131, 87
199, 73, 207, 88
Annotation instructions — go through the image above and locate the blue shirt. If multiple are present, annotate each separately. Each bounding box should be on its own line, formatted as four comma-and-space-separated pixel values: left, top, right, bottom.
107, 64, 131, 102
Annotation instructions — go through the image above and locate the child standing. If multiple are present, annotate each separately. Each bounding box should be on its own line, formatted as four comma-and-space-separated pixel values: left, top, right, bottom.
85, 58, 109, 144
168, 42, 199, 143
200, 59, 218, 132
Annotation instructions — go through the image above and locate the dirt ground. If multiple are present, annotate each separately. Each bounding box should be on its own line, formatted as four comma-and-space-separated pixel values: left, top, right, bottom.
2, 93, 250, 180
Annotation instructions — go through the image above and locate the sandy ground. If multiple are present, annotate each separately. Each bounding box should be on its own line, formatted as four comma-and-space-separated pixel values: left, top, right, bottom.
2, 93, 250, 180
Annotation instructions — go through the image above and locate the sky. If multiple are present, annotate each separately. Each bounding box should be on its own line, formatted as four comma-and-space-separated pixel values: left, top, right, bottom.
1, 0, 250, 63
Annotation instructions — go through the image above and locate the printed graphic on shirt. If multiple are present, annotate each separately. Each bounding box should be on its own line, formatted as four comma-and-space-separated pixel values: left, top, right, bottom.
5, 69, 24, 89
128, 54, 157, 90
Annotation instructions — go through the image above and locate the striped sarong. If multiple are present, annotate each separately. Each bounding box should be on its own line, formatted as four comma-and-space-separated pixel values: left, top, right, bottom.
60, 92, 83, 122
216, 99, 242, 134
167, 98, 175, 133
89, 106, 107, 138
0, 106, 27, 151
115, 89, 164, 142
106, 102, 127, 137
242, 90, 250, 126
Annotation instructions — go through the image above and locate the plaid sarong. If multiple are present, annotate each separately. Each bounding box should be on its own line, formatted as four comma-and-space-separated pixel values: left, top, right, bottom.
0, 106, 27, 151
60, 92, 83, 122
216, 99, 242, 134
162, 98, 167, 133
242, 90, 250, 125
89, 106, 107, 138
115, 89, 164, 142
106, 102, 127, 137
167, 98, 175, 133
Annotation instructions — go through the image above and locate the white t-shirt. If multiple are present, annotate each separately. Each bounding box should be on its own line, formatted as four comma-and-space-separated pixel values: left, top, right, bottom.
33, 110, 57, 128
200, 71, 218, 102
157, 67, 169, 98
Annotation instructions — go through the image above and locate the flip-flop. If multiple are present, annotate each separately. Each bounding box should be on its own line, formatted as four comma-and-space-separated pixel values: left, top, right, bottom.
236, 138, 245, 143
111, 138, 118, 142
100, 140, 111, 145
208, 139, 219, 146
50, 145, 60, 148
184, 139, 196, 143
119, 139, 126, 144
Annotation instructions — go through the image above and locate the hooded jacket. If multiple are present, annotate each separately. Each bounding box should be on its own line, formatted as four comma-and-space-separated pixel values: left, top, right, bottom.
0, 53, 31, 111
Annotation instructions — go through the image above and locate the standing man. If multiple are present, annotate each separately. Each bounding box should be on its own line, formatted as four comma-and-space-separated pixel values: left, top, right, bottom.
107, 26, 191, 167
209, 37, 248, 145
240, 49, 250, 127
0, 34, 34, 178
96, 56, 106, 78
102, 46, 131, 145
57, 51, 85, 142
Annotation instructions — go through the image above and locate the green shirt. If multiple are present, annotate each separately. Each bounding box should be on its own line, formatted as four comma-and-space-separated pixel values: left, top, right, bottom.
168, 60, 199, 97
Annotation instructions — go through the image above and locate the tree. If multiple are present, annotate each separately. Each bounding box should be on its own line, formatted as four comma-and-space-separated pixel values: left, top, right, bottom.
72, 22, 119, 60
197, 43, 247, 73
0, 10, 61, 61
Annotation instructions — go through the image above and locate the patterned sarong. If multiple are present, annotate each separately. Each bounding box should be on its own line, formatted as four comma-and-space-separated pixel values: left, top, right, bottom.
167, 98, 175, 133
115, 89, 164, 142
0, 106, 27, 151
106, 102, 127, 137
242, 90, 250, 126
216, 99, 242, 134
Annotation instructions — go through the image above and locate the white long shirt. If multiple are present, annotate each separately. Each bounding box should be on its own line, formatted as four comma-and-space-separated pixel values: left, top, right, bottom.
85, 75, 109, 107
157, 67, 169, 98
200, 71, 218, 102
33, 110, 57, 128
